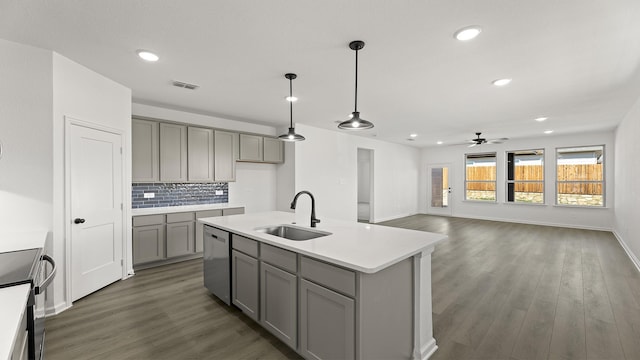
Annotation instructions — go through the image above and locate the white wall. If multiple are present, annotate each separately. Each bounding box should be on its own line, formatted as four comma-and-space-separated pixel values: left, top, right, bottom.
0, 39, 53, 233
276, 140, 296, 212
293, 124, 420, 223
614, 95, 640, 268
357, 149, 371, 203
420, 131, 615, 230
52, 53, 132, 312
131, 103, 280, 214
228, 162, 277, 213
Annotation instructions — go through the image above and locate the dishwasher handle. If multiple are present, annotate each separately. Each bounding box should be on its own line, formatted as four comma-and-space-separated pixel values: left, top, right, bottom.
36, 254, 57, 295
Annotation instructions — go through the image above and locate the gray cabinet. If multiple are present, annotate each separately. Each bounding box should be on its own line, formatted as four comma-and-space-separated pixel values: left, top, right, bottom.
239, 134, 263, 162
166, 212, 195, 257
300, 279, 355, 360
187, 126, 214, 182
263, 137, 284, 163
260, 262, 297, 348
133, 215, 166, 265
132, 118, 159, 182
214, 131, 238, 182
218, 232, 413, 360
239, 134, 284, 163
232, 250, 259, 321
159, 123, 188, 182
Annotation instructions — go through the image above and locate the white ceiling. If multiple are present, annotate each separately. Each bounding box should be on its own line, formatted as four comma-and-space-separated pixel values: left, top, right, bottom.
2, 0, 640, 147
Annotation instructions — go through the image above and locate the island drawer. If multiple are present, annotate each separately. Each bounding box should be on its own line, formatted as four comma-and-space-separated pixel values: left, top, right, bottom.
261, 244, 297, 273
232, 235, 258, 257
301, 256, 356, 297
166, 212, 195, 223
196, 209, 223, 218
133, 214, 165, 226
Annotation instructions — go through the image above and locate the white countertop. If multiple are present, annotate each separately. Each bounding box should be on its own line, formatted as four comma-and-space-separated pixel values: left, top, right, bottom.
0, 284, 30, 360
0, 230, 48, 253
131, 203, 245, 216
199, 211, 447, 274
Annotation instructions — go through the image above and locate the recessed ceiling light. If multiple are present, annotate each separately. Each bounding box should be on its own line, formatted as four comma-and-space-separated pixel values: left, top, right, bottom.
492, 78, 512, 86
437, 141, 443, 145
410, 133, 418, 138
137, 50, 159, 62
285, 96, 298, 102
454, 26, 482, 41
544, 130, 554, 134
535, 117, 548, 122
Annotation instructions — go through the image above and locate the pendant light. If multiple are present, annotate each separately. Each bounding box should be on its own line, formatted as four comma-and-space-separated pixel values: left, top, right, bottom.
278, 73, 306, 142
338, 40, 374, 130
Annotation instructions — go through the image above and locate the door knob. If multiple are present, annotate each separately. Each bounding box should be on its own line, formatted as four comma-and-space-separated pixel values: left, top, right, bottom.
74, 218, 85, 224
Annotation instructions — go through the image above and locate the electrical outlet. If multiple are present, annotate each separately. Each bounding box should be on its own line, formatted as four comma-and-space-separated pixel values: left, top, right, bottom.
215, 190, 223, 195
143, 192, 155, 199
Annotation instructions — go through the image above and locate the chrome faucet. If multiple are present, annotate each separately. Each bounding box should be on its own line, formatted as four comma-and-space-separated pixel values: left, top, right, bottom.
290, 191, 321, 228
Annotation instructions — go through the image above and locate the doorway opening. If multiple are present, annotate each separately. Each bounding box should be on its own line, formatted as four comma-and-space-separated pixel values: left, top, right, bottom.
357, 148, 374, 222
427, 164, 452, 216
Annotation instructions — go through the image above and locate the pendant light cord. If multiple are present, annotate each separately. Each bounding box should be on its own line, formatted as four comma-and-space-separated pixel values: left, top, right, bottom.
354, 48, 358, 112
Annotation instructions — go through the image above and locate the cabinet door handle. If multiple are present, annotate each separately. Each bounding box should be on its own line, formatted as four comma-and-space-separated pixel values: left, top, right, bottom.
74, 218, 86, 224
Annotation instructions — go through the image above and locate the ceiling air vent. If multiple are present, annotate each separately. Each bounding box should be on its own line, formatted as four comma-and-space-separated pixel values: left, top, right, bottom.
172, 80, 200, 90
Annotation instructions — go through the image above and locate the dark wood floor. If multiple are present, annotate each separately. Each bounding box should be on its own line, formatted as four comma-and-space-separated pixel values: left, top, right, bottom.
46, 215, 640, 360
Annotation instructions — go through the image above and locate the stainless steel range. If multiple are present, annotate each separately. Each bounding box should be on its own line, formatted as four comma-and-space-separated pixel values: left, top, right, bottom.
0, 248, 56, 360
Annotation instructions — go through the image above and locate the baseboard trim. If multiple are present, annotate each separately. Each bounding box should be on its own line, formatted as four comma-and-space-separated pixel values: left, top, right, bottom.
48, 301, 71, 316
422, 212, 612, 232
613, 231, 640, 274
414, 338, 438, 360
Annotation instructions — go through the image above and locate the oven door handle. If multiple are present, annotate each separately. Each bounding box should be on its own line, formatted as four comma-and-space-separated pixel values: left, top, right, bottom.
36, 254, 57, 295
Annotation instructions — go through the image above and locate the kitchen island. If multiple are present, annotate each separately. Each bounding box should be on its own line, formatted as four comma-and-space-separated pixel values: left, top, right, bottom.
200, 211, 447, 360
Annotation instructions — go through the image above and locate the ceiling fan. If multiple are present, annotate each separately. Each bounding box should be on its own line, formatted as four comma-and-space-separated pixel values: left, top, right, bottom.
466, 132, 508, 147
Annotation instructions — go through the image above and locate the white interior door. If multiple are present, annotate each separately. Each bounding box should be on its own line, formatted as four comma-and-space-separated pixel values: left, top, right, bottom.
69, 122, 123, 301
427, 164, 452, 216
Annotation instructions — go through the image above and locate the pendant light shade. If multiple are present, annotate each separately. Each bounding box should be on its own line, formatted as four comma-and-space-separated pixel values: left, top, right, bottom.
338, 40, 374, 130
278, 73, 305, 142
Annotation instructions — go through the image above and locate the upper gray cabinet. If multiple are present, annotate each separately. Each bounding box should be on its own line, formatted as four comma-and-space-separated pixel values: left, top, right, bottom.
239, 134, 284, 164
263, 137, 284, 163
160, 123, 188, 182
132, 118, 159, 182
239, 134, 264, 162
215, 131, 238, 182
187, 126, 215, 182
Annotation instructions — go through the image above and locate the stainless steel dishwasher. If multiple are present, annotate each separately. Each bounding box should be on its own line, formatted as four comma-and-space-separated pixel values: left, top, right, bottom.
203, 225, 231, 305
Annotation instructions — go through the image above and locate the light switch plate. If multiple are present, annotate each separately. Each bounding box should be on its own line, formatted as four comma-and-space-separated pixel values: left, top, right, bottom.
143, 192, 155, 199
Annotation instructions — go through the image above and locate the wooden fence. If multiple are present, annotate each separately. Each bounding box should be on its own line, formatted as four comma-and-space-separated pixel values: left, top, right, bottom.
466, 164, 603, 194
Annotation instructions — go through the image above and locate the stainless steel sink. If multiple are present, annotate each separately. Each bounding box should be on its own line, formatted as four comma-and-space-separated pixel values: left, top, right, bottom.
254, 224, 331, 241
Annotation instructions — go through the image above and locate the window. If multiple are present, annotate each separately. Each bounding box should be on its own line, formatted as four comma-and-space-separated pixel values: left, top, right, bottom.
465, 152, 496, 201
556, 145, 604, 207
506, 149, 544, 204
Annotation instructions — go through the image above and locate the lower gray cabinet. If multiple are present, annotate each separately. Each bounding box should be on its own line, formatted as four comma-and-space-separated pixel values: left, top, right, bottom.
232, 250, 259, 321
166, 221, 195, 257
133, 224, 165, 265
300, 279, 355, 360
260, 262, 297, 348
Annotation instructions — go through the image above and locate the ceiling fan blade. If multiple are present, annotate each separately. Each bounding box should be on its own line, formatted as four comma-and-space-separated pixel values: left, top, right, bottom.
486, 137, 509, 144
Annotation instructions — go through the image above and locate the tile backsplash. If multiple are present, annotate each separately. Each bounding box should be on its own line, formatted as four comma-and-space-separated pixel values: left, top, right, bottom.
132, 183, 228, 208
